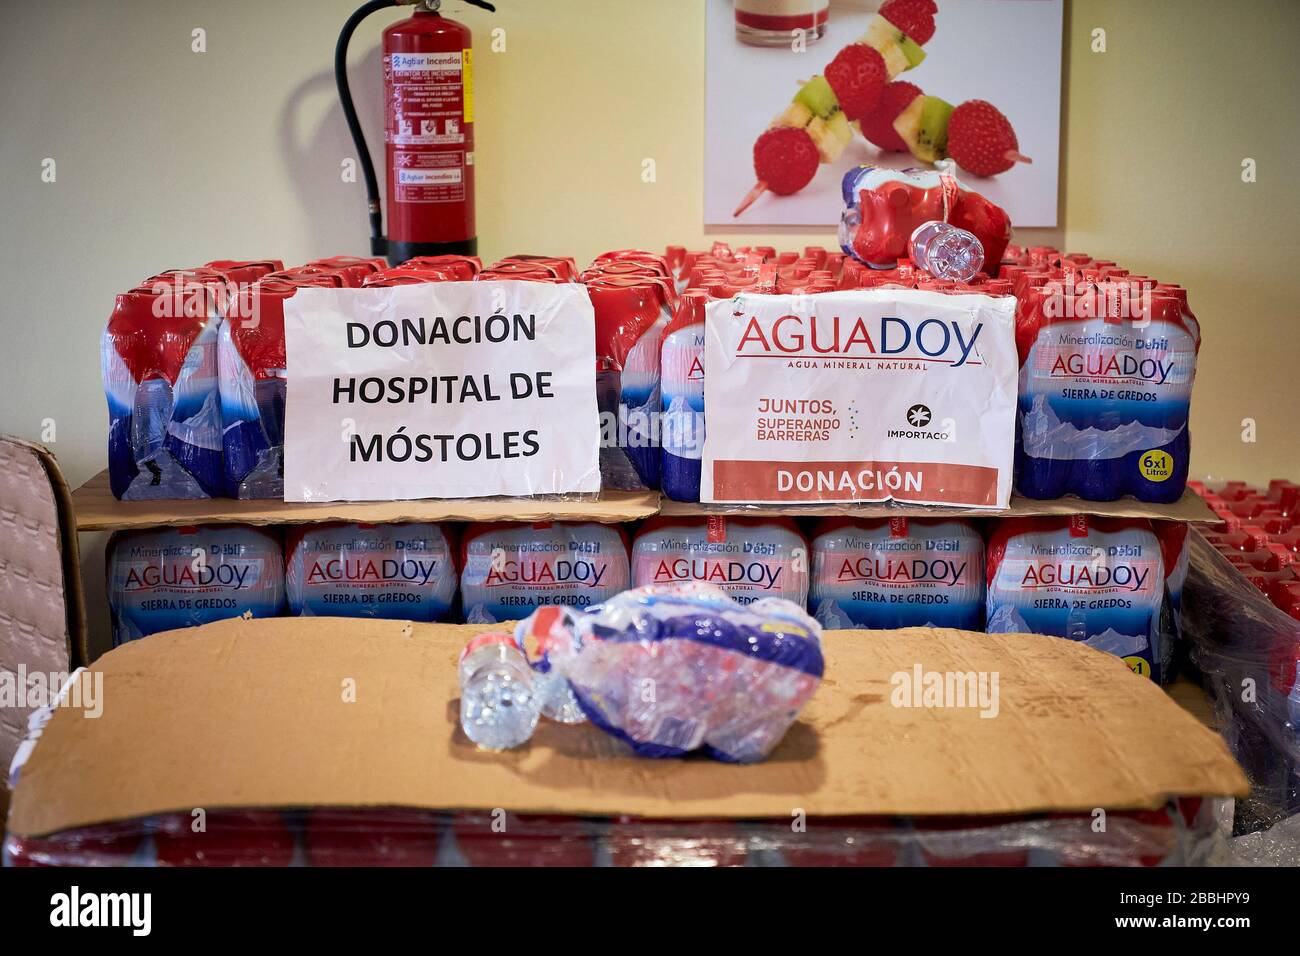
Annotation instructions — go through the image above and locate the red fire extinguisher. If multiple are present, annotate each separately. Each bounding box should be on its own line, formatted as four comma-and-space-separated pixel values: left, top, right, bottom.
336, 0, 496, 265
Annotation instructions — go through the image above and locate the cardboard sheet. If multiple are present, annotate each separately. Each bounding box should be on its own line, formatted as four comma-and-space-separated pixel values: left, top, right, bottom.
1166, 676, 1218, 729
70, 469, 660, 531
659, 490, 1216, 523
8, 616, 1246, 838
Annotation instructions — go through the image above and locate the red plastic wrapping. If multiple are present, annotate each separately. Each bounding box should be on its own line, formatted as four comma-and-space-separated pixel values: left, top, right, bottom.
5, 801, 1219, 868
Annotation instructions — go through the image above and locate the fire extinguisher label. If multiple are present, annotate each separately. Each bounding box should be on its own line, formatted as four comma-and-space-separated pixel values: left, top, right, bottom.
390, 51, 463, 74
385, 50, 469, 205
398, 168, 463, 187
462, 49, 474, 124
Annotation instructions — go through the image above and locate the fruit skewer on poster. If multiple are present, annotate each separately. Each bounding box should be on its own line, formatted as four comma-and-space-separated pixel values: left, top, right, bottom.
735, 0, 1029, 216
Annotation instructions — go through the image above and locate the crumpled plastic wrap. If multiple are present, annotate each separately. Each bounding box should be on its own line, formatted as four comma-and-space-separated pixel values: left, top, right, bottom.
838, 163, 1012, 271
536, 582, 824, 763
3, 801, 1221, 868
1181, 530, 1300, 836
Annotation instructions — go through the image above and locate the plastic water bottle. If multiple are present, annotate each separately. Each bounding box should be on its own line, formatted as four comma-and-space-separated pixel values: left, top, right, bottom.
837, 204, 861, 259
514, 607, 586, 724
218, 284, 291, 499
659, 291, 707, 502
1014, 288, 1199, 503
248, 376, 287, 486
909, 221, 985, 281
595, 367, 640, 490
130, 377, 172, 464
127, 377, 195, 495
985, 516, 1171, 681
106, 524, 286, 645
810, 517, 984, 629
458, 633, 540, 750
631, 516, 809, 608
618, 304, 668, 491
103, 287, 224, 500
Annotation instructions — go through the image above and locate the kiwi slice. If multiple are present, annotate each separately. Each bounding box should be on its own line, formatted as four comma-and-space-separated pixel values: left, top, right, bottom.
826, 110, 852, 145
794, 75, 840, 120
899, 35, 926, 69
893, 94, 954, 163
862, 14, 917, 76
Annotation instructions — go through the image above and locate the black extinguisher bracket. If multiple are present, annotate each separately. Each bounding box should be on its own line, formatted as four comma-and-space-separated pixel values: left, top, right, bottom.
336, 0, 496, 264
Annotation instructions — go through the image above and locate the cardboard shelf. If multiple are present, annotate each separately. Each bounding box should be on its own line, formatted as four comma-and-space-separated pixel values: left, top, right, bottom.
7, 617, 1247, 838
658, 490, 1217, 523
70, 470, 659, 531
71, 469, 1215, 531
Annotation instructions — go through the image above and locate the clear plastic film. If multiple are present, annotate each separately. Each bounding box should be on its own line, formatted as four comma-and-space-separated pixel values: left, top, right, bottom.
3, 800, 1222, 868
585, 253, 676, 492
1181, 531, 1300, 832
839, 163, 1012, 270
102, 286, 224, 501
539, 582, 824, 762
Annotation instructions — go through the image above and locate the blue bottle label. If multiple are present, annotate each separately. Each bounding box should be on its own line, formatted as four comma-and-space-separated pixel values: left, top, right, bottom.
1019, 317, 1198, 463
287, 523, 456, 621
631, 522, 808, 607
108, 525, 285, 644
987, 524, 1166, 679
461, 524, 630, 623
811, 520, 984, 629
660, 325, 706, 462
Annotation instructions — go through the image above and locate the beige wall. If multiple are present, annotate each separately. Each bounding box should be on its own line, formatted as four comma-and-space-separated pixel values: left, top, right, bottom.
1064, 0, 1300, 485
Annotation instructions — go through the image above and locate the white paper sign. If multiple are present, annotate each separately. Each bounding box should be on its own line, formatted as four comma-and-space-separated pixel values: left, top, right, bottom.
283, 281, 600, 502
701, 289, 1017, 507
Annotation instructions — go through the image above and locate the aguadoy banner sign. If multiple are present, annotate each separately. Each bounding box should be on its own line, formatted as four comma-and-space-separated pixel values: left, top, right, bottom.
700, 289, 1017, 507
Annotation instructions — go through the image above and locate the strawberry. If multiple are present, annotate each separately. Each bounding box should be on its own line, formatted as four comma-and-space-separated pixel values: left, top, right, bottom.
879, 0, 937, 45
753, 126, 820, 195
859, 80, 922, 152
947, 100, 1031, 177
824, 44, 887, 122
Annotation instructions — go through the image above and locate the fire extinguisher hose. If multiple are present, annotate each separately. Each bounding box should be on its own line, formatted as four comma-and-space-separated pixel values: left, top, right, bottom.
336, 0, 401, 258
